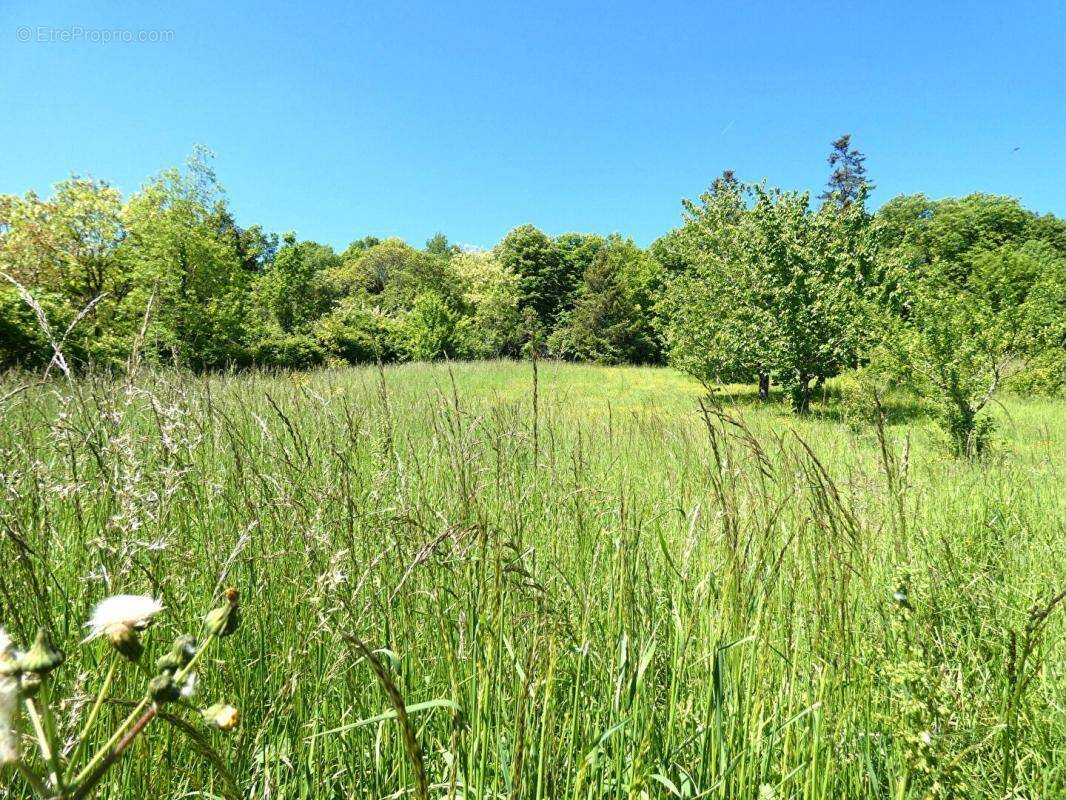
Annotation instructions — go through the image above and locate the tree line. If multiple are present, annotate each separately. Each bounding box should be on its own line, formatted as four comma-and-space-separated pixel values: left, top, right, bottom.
2, 138, 1064, 452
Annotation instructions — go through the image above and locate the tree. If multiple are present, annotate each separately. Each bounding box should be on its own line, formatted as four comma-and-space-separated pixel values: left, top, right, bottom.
315, 239, 478, 365
659, 180, 770, 395
0, 178, 126, 359
552, 232, 606, 317
425, 232, 459, 259
877, 193, 1032, 266
495, 225, 562, 327
314, 301, 402, 364
331, 239, 452, 306
119, 147, 254, 368
402, 292, 472, 361
710, 168, 740, 197
550, 237, 660, 364
341, 235, 381, 261
0, 286, 83, 370
819, 134, 874, 205
254, 235, 337, 333
450, 250, 523, 358
875, 195, 1066, 453
661, 180, 874, 412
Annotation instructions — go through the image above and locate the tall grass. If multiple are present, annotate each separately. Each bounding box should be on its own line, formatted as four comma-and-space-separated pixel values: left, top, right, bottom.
0, 360, 1062, 799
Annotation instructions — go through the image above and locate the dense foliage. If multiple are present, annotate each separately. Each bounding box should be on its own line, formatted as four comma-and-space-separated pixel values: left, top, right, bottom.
2, 140, 1064, 448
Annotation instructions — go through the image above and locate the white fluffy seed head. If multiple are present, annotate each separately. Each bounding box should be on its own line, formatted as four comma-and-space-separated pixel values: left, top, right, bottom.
83, 595, 164, 642
0, 631, 18, 765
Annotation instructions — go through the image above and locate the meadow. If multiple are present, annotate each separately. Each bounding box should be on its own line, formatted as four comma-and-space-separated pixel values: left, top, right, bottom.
0, 361, 1062, 799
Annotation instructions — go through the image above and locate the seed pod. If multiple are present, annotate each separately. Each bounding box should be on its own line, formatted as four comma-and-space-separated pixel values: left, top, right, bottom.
19, 629, 65, 675
107, 624, 144, 662
149, 674, 181, 704
201, 702, 240, 730
204, 588, 239, 638
156, 635, 196, 673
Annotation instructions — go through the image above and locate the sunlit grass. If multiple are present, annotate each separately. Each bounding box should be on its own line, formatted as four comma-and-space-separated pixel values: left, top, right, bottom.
0, 361, 1062, 799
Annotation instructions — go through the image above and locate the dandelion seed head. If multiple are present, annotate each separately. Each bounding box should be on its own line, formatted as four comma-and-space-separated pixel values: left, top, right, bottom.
83, 594, 163, 642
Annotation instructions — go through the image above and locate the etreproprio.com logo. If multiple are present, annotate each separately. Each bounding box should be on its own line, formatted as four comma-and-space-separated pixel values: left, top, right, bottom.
16, 26, 175, 44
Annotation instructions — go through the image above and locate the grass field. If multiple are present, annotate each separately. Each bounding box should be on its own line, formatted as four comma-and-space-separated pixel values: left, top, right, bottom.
0, 361, 1063, 799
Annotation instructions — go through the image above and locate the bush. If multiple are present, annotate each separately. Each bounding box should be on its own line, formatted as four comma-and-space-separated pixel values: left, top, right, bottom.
1002, 351, 1066, 396
400, 292, 474, 361
313, 302, 404, 364
250, 328, 326, 369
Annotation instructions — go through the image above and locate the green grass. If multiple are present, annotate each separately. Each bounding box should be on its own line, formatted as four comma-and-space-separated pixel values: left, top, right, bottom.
0, 360, 1063, 799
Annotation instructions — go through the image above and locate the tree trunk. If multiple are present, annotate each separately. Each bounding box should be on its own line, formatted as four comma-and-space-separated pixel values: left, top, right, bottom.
758, 373, 770, 403
949, 399, 979, 456
791, 373, 811, 415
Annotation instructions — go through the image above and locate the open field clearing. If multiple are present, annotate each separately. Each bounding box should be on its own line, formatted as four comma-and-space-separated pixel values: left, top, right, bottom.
0, 361, 1062, 798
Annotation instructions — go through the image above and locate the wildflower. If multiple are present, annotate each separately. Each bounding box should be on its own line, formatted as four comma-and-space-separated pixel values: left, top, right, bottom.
83, 594, 163, 642
84, 594, 163, 660
201, 702, 239, 730
204, 588, 239, 638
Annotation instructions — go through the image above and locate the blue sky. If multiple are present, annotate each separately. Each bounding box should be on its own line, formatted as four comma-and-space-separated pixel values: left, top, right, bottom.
2, 1, 1064, 250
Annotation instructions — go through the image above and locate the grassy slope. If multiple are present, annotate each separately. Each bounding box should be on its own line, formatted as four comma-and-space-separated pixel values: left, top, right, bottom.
0, 361, 1062, 799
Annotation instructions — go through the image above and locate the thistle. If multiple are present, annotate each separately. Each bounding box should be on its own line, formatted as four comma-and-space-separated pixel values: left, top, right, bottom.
148, 674, 181, 704
156, 635, 196, 674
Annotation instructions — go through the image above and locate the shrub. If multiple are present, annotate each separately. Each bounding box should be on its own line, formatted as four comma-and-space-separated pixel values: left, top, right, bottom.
250, 328, 325, 369
399, 292, 477, 361
314, 302, 404, 364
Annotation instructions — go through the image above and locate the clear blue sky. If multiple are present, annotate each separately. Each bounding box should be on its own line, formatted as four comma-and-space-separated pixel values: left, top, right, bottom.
2, 1, 1064, 251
